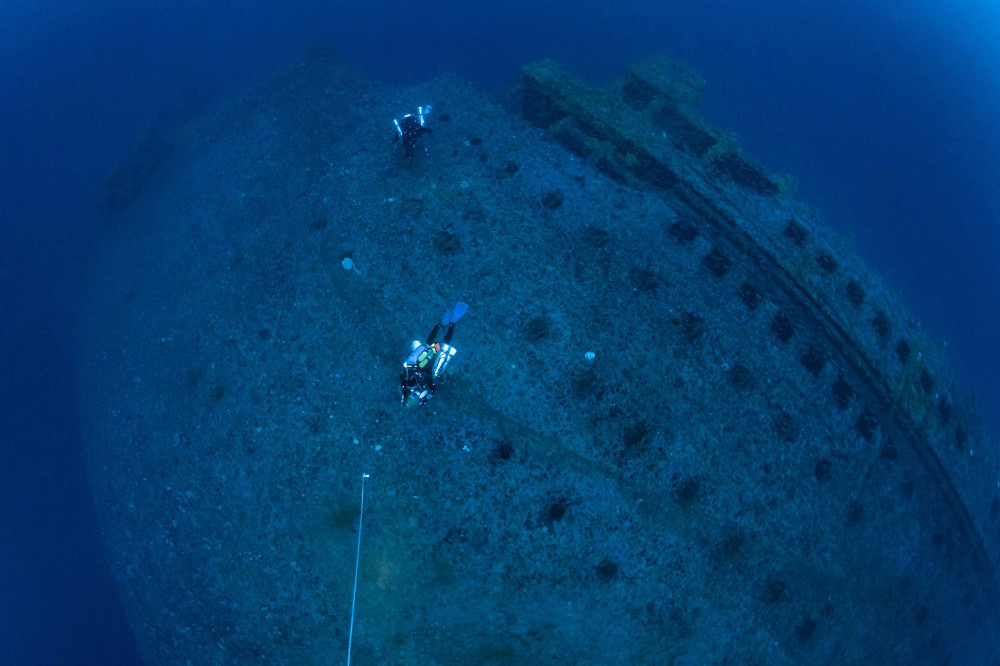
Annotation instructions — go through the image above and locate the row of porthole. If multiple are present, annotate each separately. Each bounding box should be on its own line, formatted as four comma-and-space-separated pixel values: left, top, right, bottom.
778, 220, 967, 452
775, 221, 1000, 536
782, 221, 888, 340
663, 136, 1000, 541
664, 187, 1000, 555
692, 220, 884, 442
670, 218, 965, 453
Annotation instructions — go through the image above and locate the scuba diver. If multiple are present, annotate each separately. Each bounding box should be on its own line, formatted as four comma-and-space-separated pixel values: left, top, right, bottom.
392, 105, 433, 159
400, 302, 467, 407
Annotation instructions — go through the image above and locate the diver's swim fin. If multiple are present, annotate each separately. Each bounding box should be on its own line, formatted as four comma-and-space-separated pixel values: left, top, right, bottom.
441, 301, 468, 326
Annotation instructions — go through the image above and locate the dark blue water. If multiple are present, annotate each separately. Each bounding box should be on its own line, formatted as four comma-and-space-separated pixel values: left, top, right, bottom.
3, 1, 998, 662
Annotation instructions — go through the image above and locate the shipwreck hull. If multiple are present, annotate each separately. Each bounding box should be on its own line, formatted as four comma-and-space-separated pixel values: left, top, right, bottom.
77, 46, 998, 664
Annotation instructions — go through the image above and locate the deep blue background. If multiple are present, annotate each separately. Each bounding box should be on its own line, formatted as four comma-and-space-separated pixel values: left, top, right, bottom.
2, 1, 998, 663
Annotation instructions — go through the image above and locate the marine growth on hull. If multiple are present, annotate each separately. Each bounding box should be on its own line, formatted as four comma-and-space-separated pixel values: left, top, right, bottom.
78, 44, 999, 664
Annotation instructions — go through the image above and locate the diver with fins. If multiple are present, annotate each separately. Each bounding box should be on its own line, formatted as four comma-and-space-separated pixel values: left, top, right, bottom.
392, 105, 434, 160
399, 302, 467, 407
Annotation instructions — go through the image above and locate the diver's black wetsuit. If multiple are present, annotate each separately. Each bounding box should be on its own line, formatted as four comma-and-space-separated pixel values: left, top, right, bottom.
394, 112, 433, 158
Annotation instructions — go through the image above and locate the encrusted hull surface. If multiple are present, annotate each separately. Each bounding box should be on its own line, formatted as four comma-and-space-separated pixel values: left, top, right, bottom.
77, 46, 999, 664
